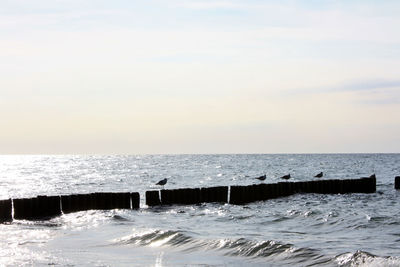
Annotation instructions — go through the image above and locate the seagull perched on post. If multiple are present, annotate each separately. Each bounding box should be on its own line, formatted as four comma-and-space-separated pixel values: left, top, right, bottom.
256, 174, 266, 181
156, 178, 168, 188
361, 174, 376, 179
280, 174, 291, 180
314, 172, 323, 178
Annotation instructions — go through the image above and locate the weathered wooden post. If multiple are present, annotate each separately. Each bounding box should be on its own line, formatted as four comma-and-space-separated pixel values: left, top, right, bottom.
200, 186, 228, 203
160, 188, 201, 205
146, 191, 161, 206
131, 192, 140, 209
112, 192, 131, 209
13, 198, 34, 219
37, 195, 61, 218
395, 176, 400, 190
0, 199, 12, 223
229, 185, 245, 205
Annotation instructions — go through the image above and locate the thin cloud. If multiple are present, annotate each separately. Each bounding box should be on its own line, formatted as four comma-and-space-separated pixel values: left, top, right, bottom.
178, 0, 244, 10
286, 79, 400, 103
297, 79, 400, 94
329, 79, 400, 92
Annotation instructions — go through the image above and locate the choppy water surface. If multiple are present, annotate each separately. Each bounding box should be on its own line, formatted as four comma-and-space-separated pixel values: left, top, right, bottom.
1, 154, 400, 266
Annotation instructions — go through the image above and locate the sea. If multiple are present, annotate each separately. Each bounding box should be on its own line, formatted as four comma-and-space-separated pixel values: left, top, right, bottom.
0, 154, 399, 266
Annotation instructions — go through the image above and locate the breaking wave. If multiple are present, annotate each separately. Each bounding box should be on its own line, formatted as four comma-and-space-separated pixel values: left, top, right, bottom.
113, 229, 400, 266
113, 229, 330, 265
335, 250, 400, 267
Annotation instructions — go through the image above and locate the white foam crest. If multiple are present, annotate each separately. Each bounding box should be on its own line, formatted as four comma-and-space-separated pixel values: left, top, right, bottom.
336, 251, 400, 267
60, 210, 111, 231
149, 233, 179, 247
111, 228, 186, 248
112, 228, 158, 245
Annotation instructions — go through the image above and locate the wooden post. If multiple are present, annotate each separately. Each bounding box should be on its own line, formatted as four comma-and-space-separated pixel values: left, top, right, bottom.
145, 191, 160, 206
13, 198, 33, 219
0, 199, 12, 223
200, 186, 228, 203
131, 192, 140, 209
395, 176, 400, 190
37, 195, 61, 218
229, 186, 245, 205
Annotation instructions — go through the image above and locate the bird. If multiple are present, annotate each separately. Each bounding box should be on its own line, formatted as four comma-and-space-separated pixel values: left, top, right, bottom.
256, 174, 266, 181
361, 174, 376, 179
156, 178, 168, 187
314, 172, 323, 178
280, 174, 291, 180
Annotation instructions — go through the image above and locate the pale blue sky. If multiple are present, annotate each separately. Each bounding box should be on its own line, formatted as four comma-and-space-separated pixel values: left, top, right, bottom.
1, 0, 399, 153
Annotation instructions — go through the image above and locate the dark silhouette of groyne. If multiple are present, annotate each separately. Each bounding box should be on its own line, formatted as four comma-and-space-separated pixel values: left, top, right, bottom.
0, 177, 377, 223
1, 192, 139, 222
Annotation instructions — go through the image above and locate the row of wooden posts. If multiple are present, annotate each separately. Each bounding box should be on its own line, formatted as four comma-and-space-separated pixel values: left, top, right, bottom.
0, 177, 380, 222
0, 176, 380, 223
0, 192, 141, 223
146, 177, 376, 206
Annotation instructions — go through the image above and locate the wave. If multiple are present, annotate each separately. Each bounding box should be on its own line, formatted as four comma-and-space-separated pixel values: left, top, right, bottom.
114, 229, 194, 248
335, 250, 400, 267
113, 229, 329, 265
113, 229, 400, 266
111, 214, 129, 221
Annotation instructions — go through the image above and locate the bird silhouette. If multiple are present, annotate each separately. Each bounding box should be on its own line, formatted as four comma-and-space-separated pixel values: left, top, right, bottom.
361, 174, 376, 179
256, 174, 266, 181
280, 174, 291, 180
156, 178, 168, 187
314, 172, 323, 178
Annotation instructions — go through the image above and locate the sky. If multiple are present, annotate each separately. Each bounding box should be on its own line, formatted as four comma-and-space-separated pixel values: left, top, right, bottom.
0, 0, 399, 154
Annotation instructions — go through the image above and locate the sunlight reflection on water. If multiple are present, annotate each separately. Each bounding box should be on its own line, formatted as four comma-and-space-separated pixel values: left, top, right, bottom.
0, 154, 400, 266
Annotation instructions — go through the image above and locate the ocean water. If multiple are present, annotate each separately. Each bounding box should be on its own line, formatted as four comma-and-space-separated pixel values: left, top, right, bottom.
0, 154, 400, 266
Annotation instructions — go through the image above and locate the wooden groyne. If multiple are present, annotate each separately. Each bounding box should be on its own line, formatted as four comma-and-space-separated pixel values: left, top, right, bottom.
13, 195, 61, 220
0, 191, 139, 222
147, 178, 375, 206
146, 186, 229, 206
60, 192, 138, 214
228, 178, 375, 205
0, 177, 377, 223
0, 199, 12, 223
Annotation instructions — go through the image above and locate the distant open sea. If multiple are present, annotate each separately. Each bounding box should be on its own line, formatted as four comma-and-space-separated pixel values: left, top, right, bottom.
1, 154, 400, 266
